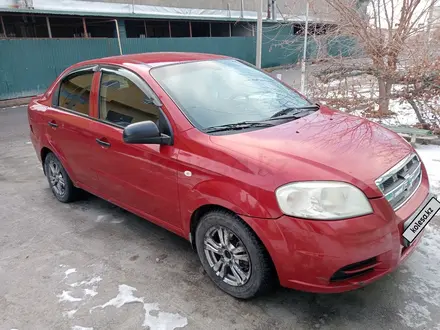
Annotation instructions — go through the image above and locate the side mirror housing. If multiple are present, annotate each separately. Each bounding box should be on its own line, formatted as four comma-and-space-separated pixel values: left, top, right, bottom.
123, 121, 171, 145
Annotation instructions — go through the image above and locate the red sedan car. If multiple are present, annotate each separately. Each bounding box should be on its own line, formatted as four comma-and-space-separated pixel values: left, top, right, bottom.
28, 52, 439, 299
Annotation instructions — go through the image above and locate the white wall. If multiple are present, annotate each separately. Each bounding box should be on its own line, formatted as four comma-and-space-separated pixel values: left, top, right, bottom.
79, 0, 337, 21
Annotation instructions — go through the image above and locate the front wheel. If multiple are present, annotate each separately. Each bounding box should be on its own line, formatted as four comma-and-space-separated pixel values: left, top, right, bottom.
195, 210, 274, 299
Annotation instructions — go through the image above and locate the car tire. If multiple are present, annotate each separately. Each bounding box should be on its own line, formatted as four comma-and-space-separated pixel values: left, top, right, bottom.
195, 210, 274, 299
44, 152, 79, 203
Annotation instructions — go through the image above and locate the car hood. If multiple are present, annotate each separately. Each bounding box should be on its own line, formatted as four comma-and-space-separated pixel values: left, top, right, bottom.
209, 107, 413, 197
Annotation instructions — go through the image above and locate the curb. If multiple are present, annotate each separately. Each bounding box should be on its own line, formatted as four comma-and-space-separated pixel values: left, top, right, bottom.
400, 134, 440, 146
0, 97, 33, 109
264, 64, 297, 72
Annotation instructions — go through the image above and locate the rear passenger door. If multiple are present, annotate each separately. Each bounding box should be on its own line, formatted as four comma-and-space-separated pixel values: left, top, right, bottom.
45, 68, 100, 189
90, 68, 181, 230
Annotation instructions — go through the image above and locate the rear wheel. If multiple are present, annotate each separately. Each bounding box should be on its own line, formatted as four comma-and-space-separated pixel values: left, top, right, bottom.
195, 210, 274, 299
44, 152, 79, 203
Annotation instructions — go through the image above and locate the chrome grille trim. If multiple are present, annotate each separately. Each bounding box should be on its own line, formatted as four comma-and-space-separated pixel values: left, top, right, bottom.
375, 153, 422, 210
395, 173, 422, 210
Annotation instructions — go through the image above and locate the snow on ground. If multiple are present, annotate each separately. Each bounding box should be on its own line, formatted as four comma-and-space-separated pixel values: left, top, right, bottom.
91, 284, 143, 310
63, 309, 77, 319
416, 145, 440, 196
397, 301, 432, 328
64, 268, 77, 279
56, 265, 188, 330
57, 291, 82, 303
90, 284, 188, 330
397, 145, 440, 327
70, 276, 102, 287
313, 77, 437, 127
377, 100, 419, 126
349, 99, 419, 126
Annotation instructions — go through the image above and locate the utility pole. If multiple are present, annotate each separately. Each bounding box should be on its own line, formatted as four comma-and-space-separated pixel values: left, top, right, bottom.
256, 0, 263, 68
114, 20, 123, 55
272, 0, 276, 20
300, 1, 309, 94
46, 17, 52, 38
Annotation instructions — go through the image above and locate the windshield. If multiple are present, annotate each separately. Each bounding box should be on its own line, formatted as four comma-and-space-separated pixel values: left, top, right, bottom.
151, 59, 312, 130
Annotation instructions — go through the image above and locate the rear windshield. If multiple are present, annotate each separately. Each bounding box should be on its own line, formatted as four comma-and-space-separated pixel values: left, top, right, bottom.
151, 59, 311, 129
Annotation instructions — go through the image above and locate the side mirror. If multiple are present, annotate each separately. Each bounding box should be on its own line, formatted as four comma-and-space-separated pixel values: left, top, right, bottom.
123, 121, 171, 145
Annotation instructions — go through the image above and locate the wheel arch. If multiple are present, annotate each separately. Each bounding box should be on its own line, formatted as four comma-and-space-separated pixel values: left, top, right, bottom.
190, 204, 280, 287
39, 146, 77, 185
40, 146, 52, 175
189, 204, 231, 249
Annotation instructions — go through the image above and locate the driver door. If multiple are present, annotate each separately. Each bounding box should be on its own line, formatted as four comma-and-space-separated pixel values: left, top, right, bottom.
90, 68, 181, 230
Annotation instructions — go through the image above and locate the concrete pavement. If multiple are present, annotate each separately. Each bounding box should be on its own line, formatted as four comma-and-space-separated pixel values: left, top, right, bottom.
1, 106, 440, 330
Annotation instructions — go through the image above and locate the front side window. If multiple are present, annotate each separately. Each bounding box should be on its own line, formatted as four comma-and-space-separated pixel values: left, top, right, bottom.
99, 72, 160, 127
151, 59, 312, 130
58, 72, 94, 115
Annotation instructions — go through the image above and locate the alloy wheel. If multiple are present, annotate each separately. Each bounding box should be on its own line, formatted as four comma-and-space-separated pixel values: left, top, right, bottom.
48, 160, 66, 197
203, 226, 251, 286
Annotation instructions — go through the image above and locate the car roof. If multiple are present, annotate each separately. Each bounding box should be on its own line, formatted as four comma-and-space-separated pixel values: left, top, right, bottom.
77, 52, 230, 68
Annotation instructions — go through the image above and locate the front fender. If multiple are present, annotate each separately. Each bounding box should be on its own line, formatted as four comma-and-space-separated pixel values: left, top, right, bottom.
180, 178, 281, 236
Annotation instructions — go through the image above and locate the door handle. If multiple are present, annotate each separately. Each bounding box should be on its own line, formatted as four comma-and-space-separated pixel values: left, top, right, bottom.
96, 138, 111, 148
48, 121, 58, 128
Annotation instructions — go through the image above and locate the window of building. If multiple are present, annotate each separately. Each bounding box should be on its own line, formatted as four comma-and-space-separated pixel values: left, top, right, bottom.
231, 22, 254, 36
191, 21, 210, 37
211, 22, 231, 37
0, 16, 5, 38
146, 20, 170, 38
292, 23, 335, 36
170, 21, 190, 37
85, 18, 115, 38
292, 24, 302, 35
58, 72, 94, 115
2, 14, 49, 38
125, 19, 147, 38
49, 16, 84, 38
99, 72, 160, 127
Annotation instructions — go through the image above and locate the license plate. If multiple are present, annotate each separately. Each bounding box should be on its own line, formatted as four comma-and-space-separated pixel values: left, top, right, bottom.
403, 195, 440, 244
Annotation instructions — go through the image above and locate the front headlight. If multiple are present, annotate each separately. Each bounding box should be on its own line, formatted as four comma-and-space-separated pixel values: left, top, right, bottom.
275, 181, 373, 220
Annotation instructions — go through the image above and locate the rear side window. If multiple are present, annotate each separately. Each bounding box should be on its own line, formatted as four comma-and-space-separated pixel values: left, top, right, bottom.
58, 72, 94, 115
99, 72, 160, 127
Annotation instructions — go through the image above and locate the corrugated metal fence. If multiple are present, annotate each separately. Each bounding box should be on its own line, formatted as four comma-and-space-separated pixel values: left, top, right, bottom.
0, 33, 357, 100
0, 39, 121, 99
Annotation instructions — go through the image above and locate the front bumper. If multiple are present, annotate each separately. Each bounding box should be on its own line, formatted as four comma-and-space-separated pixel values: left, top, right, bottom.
242, 174, 431, 293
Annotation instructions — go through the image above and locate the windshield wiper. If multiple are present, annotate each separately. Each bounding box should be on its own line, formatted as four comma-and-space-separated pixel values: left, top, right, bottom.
203, 105, 319, 133
270, 104, 320, 119
203, 121, 275, 133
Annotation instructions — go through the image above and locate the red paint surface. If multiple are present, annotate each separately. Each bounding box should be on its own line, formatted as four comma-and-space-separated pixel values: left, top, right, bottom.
28, 53, 430, 292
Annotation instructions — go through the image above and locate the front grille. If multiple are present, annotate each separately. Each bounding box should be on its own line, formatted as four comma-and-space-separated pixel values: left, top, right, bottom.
330, 257, 378, 282
375, 153, 422, 210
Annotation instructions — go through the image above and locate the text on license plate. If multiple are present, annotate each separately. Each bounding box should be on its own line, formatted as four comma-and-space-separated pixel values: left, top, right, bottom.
403, 196, 440, 243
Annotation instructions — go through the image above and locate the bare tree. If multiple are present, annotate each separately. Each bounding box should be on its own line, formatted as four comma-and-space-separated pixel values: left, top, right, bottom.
326, 0, 438, 114
280, 0, 439, 119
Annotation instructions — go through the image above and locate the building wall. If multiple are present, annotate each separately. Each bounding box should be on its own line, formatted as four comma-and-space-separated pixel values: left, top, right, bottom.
78, 0, 337, 21
432, 6, 440, 27
276, 0, 336, 20
84, 0, 255, 10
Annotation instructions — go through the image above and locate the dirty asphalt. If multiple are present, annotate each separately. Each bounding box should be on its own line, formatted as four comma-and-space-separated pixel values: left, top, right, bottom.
1, 106, 440, 330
